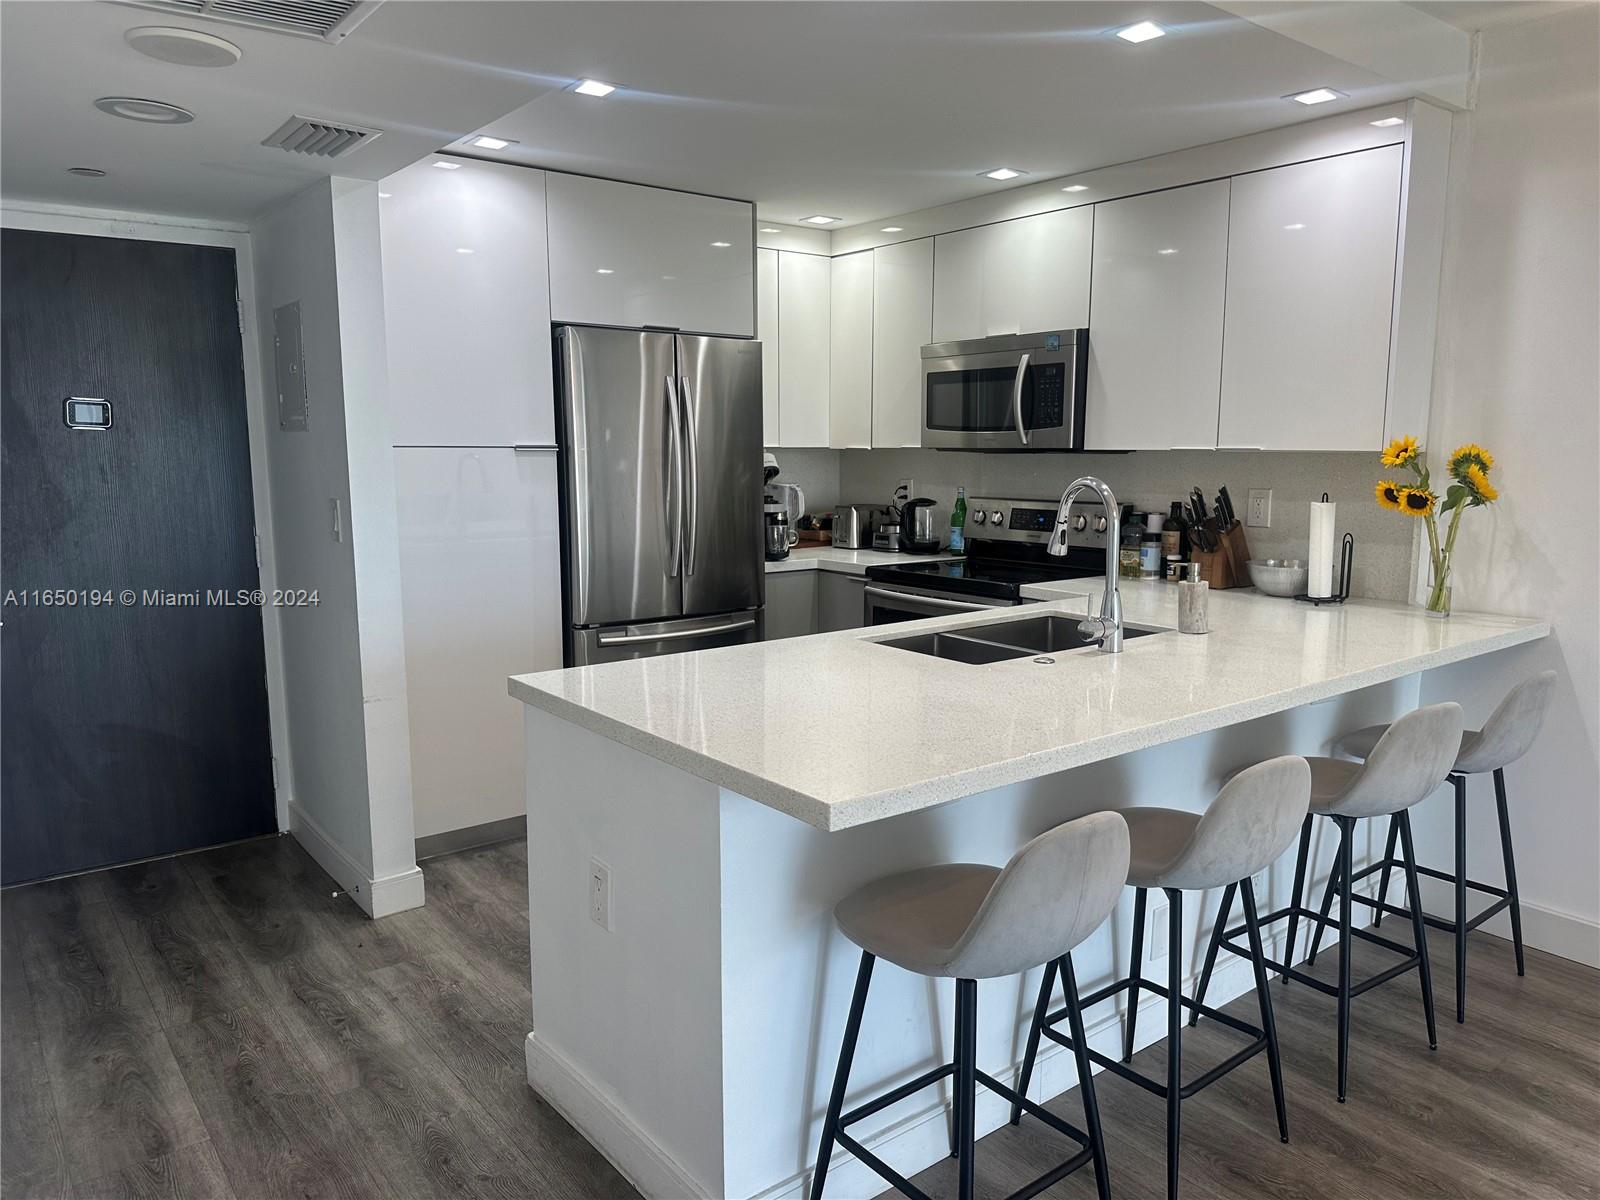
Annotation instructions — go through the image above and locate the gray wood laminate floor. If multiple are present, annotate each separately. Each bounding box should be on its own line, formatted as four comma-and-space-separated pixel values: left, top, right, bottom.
3, 834, 1596, 1199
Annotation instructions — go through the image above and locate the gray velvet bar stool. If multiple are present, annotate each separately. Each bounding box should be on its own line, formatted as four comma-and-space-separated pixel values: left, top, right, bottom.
810, 812, 1130, 1200
1010, 756, 1312, 1200
1325, 671, 1556, 1023
1195, 701, 1464, 1102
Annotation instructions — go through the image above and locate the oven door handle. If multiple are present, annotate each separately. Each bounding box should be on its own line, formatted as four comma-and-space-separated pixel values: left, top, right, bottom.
863, 586, 996, 613
1012, 352, 1031, 447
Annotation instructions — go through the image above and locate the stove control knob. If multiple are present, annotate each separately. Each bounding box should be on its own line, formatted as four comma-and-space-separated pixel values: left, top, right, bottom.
971, 511, 986, 526
990, 510, 1004, 526
1093, 516, 1109, 533
1071, 514, 1088, 532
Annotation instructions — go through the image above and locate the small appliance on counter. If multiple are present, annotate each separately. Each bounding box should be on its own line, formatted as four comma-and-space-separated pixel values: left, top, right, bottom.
872, 517, 903, 552
762, 461, 806, 563
898, 497, 941, 554
832, 503, 877, 550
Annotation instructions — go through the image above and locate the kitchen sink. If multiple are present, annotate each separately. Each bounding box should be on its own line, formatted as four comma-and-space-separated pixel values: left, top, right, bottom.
880, 615, 1168, 663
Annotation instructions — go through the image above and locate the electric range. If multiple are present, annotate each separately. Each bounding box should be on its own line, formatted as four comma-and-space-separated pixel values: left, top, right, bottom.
863, 495, 1109, 624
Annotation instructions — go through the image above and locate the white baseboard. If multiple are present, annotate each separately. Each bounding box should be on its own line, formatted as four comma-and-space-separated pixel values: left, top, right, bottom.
289, 802, 425, 919
526, 1033, 717, 1200
1414, 876, 1600, 968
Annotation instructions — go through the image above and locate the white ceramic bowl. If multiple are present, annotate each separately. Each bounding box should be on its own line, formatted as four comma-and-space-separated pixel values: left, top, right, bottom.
1248, 559, 1308, 598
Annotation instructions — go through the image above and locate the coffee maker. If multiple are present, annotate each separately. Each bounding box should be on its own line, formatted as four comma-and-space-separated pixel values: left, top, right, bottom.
763, 455, 804, 562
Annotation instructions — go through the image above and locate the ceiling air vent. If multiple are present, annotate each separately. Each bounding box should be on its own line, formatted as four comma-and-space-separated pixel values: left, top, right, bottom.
111, 0, 382, 42
262, 114, 383, 158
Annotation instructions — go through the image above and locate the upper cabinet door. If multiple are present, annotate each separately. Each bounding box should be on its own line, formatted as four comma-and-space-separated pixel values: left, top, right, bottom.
828, 250, 874, 450
1086, 181, 1230, 451
546, 174, 754, 337
872, 239, 933, 448
381, 156, 554, 447
776, 252, 831, 447
932, 207, 1093, 343
1219, 146, 1403, 450
757, 248, 780, 441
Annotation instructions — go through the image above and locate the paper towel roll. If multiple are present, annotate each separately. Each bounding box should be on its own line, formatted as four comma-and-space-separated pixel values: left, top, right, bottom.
1308, 498, 1337, 598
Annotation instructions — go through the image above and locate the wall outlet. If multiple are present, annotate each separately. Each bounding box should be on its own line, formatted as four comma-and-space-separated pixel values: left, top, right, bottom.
895, 477, 915, 503
1148, 904, 1170, 960
1246, 488, 1272, 528
588, 857, 612, 931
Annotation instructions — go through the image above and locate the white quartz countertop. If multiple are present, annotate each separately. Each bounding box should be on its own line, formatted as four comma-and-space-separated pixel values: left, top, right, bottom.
764, 545, 958, 575
509, 580, 1548, 832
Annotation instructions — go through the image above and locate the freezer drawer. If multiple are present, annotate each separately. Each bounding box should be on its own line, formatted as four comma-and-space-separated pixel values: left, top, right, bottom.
569, 609, 763, 666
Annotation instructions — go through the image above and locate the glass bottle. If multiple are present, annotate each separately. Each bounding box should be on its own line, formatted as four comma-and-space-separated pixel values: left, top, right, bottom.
949, 486, 967, 556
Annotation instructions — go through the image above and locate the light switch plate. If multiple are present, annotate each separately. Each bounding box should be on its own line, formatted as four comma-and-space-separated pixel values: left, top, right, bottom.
589, 857, 612, 930
1247, 488, 1272, 528
1148, 904, 1169, 960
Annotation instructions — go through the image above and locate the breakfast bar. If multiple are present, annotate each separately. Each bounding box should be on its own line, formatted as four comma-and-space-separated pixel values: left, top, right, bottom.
509, 582, 1547, 1200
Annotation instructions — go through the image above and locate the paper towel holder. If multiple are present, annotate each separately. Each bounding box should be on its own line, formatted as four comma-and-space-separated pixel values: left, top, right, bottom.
1294, 532, 1354, 606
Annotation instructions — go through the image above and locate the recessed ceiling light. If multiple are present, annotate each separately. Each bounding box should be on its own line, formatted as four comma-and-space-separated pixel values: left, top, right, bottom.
1115, 21, 1166, 43
455, 247, 474, 254
801, 215, 840, 225
881, 226, 904, 233
1157, 248, 1178, 255
759, 227, 782, 233
1061, 184, 1089, 193
470, 135, 514, 150
596, 267, 614, 274
1288, 87, 1344, 106
93, 96, 194, 124
432, 161, 462, 170
710, 241, 732, 248
125, 26, 241, 68
66, 167, 107, 178
1370, 116, 1405, 128
981, 167, 1026, 181
1283, 223, 1306, 230
574, 79, 617, 98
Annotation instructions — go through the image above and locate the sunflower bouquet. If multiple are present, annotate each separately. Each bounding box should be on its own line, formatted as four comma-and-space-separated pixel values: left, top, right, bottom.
1375, 436, 1500, 616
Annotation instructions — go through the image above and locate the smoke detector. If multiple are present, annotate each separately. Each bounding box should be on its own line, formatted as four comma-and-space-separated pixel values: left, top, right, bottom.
125, 26, 243, 67
262, 114, 383, 158
112, 0, 382, 43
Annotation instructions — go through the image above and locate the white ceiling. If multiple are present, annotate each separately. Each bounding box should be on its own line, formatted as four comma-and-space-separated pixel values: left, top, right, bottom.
0, 0, 1505, 227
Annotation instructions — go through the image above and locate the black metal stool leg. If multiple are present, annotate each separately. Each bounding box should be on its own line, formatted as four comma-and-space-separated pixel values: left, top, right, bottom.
1282, 816, 1313, 984
1189, 882, 1235, 1027
1335, 816, 1354, 1102
1494, 768, 1526, 977
955, 978, 977, 1200
1124, 887, 1148, 1062
1398, 810, 1439, 1051
1308, 847, 1343, 968
810, 952, 874, 1200
1373, 816, 1399, 929
1452, 774, 1468, 1023
1060, 954, 1112, 1200
949, 979, 966, 1156
1165, 889, 1183, 1199
1241, 877, 1289, 1144
1010, 958, 1057, 1126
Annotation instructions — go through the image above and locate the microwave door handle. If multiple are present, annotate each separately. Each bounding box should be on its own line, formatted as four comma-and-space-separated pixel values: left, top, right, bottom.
1012, 353, 1031, 446
680, 374, 699, 575
664, 375, 683, 578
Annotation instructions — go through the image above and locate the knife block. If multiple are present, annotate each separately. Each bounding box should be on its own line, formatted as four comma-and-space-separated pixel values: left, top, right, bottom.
1191, 522, 1252, 589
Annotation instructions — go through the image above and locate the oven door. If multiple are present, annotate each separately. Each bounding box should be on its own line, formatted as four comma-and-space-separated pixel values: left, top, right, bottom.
921, 338, 1085, 451
862, 582, 1018, 626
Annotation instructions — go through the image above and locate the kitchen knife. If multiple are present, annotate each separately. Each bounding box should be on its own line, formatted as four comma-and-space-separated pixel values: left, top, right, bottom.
1191, 488, 1208, 521
1214, 493, 1229, 529
1218, 486, 1237, 527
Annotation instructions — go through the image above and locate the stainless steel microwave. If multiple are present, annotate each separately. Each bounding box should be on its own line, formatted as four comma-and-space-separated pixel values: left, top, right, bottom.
920, 329, 1088, 451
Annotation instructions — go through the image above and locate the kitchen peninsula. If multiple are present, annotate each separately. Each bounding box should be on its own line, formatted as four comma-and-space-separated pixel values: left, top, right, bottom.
509, 582, 1546, 1200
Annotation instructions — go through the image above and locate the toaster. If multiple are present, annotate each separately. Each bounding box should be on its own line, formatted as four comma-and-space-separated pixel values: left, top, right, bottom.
832, 504, 877, 550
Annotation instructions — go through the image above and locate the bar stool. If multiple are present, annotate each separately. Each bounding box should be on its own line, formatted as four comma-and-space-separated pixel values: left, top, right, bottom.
810, 812, 1130, 1200
1010, 756, 1311, 1200
1326, 671, 1555, 1023
1195, 702, 1463, 1102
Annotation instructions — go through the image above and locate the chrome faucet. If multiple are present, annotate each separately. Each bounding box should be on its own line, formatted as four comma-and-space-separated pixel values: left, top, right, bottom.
1048, 475, 1124, 653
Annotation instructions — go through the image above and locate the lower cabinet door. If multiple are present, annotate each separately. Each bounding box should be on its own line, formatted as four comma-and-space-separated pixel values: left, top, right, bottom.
763, 571, 818, 640
394, 446, 562, 840
816, 572, 868, 632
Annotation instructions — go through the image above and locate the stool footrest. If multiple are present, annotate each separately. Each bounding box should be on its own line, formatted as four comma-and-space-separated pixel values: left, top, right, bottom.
1220, 903, 1425, 999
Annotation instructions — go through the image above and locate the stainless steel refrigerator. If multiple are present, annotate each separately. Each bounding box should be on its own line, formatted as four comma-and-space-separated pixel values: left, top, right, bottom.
554, 325, 765, 665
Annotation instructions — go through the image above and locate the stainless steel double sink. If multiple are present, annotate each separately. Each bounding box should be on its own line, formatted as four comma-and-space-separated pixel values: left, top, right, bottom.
881, 614, 1167, 663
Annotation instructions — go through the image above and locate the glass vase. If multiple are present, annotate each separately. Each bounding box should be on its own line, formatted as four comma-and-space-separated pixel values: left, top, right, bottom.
1424, 556, 1452, 618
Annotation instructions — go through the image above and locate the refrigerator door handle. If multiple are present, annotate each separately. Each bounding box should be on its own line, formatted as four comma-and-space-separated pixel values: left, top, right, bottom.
664, 374, 684, 578
680, 373, 700, 576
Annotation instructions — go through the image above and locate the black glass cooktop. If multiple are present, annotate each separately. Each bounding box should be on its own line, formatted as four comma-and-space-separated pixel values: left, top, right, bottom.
866, 553, 1101, 601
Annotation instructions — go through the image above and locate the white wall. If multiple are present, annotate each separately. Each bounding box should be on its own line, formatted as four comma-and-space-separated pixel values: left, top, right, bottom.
1414, 5, 1600, 965
253, 178, 423, 918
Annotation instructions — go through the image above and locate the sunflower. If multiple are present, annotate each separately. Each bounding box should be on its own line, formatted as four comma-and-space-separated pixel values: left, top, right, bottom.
1381, 435, 1421, 468
1449, 443, 1496, 475
1375, 480, 1405, 511
1397, 487, 1436, 517
1463, 462, 1498, 503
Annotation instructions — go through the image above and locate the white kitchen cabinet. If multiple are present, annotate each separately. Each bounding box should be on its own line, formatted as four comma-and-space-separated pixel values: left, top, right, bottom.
872, 238, 934, 448
757, 248, 780, 440
380, 155, 554, 447
776, 251, 831, 447
393, 446, 562, 839
932, 207, 1093, 343
1086, 181, 1230, 451
829, 250, 874, 450
1219, 145, 1404, 450
546, 173, 754, 337
763, 571, 817, 640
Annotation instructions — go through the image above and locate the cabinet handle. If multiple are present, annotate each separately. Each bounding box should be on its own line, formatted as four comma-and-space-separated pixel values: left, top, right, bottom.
512, 443, 557, 452
1217, 445, 1264, 451
1168, 445, 1216, 451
